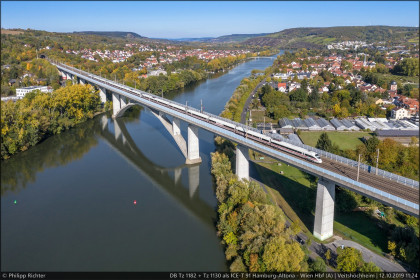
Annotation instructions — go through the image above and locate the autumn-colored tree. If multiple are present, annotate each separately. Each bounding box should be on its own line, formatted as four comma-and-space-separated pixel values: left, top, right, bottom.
336, 247, 364, 272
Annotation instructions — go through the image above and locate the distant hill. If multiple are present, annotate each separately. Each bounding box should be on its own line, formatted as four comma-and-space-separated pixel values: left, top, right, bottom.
208, 33, 270, 43
170, 37, 215, 42
243, 26, 419, 49
73, 31, 145, 39
168, 33, 270, 43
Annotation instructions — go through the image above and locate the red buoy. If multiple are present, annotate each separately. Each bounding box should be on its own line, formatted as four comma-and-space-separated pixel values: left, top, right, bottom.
134, 200, 137, 205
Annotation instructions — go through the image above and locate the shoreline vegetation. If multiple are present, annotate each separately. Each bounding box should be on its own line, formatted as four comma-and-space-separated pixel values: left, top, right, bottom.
211, 68, 310, 272
211, 137, 307, 272
1, 84, 106, 160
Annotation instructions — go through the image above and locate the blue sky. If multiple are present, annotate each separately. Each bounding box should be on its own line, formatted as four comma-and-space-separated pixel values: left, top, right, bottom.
1, 1, 418, 38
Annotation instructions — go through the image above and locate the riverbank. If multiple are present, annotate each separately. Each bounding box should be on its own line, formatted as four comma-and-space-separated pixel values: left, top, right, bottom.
1, 84, 105, 160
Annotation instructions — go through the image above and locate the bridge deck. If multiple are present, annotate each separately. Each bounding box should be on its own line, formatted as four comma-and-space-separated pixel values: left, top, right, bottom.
53, 62, 419, 216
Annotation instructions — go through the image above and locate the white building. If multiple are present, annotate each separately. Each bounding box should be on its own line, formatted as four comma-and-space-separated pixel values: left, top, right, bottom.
149, 69, 167, 76
391, 107, 410, 120
16, 86, 53, 99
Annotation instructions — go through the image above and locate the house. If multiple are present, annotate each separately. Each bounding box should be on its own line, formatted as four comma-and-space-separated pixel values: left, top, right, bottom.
277, 82, 287, 93
16, 86, 53, 99
289, 82, 301, 92
391, 107, 410, 120
400, 97, 419, 115
149, 69, 167, 76
375, 99, 384, 105
8, 79, 17, 86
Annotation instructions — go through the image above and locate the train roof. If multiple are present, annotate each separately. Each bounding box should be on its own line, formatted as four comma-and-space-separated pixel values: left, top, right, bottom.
279, 141, 317, 156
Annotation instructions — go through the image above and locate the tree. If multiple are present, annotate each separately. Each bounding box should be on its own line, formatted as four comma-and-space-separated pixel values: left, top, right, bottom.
359, 262, 382, 272
290, 221, 301, 235
336, 247, 364, 272
310, 257, 327, 272
325, 249, 331, 266
365, 136, 380, 164
230, 256, 246, 272
262, 236, 305, 272
289, 88, 307, 102
395, 58, 419, 77
316, 132, 333, 152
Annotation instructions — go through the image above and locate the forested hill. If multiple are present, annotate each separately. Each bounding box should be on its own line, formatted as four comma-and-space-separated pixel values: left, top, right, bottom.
73, 31, 144, 39
243, 26, 419, 49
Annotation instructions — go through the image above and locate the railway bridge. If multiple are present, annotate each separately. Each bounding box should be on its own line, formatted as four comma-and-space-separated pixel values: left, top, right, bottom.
52, 60, 419, 241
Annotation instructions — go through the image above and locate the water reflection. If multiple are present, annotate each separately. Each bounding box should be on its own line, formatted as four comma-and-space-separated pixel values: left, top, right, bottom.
103, 111, 215, 227
1, 118, 100, 195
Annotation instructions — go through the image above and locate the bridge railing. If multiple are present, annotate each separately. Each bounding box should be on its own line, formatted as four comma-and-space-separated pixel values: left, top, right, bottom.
51, 60, 419, 189
276, 136, 419, 188
201, 119, 419, 212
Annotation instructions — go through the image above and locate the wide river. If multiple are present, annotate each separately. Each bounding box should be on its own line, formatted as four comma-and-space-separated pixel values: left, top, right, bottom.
1, 55, 279, 271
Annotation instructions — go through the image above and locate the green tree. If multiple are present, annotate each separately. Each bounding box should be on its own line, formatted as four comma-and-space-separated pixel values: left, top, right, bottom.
310, 257, 327, 272
325, 249, 331, 266
316, 132, 332, 152
289, 88, 307, 102
359, 262, 382, 272
336, 247, 364, 272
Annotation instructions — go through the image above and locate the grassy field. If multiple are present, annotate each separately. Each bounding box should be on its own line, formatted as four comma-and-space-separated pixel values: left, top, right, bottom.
334, 213, 388, 255
375, 73, 419, 85
249, 109, 276, 124
250, 151, 390, 253
299, 131, 373, 150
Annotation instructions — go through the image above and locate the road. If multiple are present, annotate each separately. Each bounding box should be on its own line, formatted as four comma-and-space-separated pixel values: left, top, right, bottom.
324, 239, 407, 272
239, 78, 267, 124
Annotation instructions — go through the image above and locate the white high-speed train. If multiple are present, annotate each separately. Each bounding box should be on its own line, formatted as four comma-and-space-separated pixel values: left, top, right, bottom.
144, 94, 322, 164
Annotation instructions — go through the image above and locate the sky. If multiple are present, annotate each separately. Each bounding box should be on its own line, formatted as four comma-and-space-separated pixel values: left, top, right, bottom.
1, 1, 419, 38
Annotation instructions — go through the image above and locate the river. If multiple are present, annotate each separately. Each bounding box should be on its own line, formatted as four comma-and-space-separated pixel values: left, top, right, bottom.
1, 55, 279, 271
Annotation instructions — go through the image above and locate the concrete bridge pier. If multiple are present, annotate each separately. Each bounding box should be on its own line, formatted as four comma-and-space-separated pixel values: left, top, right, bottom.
236, 145, 249, 181
79, 78, 85, 85
99, 87, 107, 104
66, 73, 72, 81
188, 165, 200, 198
313, 178, 336, 241
120, 95, 128, 108
112, 92, 121, 118
186, 125, 202, 165
173, 118, 181, 136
